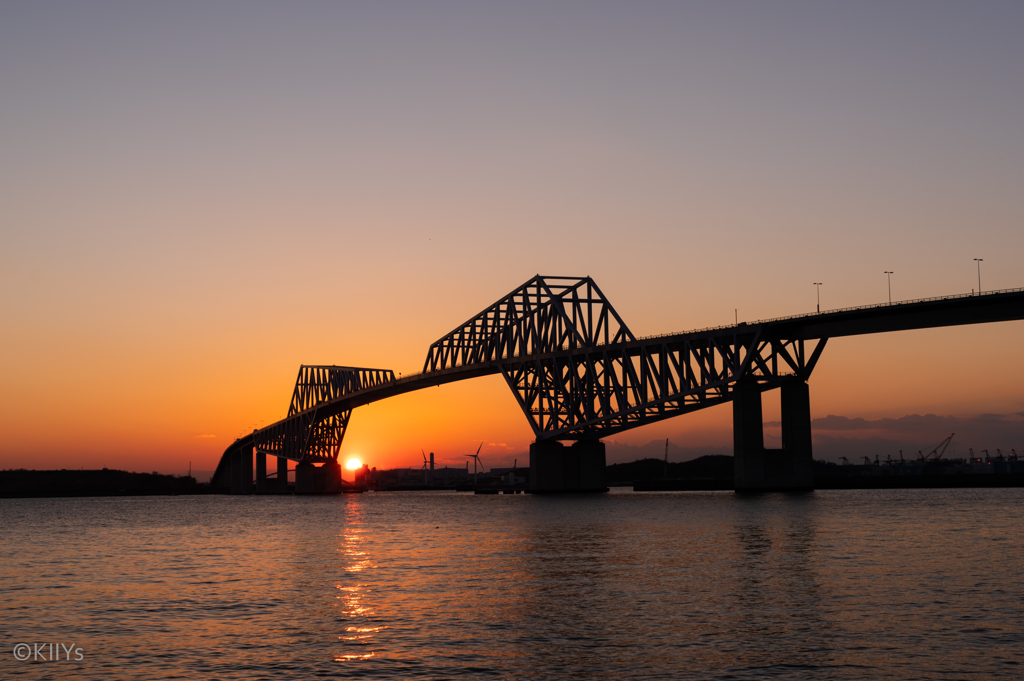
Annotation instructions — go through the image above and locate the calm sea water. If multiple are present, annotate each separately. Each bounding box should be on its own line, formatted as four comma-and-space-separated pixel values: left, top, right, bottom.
2, 489, 1023, 680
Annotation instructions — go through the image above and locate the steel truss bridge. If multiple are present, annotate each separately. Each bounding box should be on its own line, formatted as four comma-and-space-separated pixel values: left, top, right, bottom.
212, 276, 1024, 490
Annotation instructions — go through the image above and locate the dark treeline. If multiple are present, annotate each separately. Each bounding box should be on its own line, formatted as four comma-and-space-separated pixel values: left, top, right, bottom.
0, 469, 204, 498
606, 455, 734, 485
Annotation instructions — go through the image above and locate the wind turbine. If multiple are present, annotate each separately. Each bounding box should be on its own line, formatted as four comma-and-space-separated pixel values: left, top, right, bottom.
421, 449, 429, 485
466, 443, 484, 488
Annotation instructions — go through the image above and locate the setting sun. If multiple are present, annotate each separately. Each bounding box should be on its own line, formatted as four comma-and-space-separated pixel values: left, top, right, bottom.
345, 458, 363, 471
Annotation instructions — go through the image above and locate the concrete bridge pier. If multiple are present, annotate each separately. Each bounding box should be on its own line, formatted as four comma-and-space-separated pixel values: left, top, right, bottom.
294, 460, 343, 494
295, 461, 316, 494
322, 460, 343, 494
230, 449, 241, 494
240, 448, 253, 494
780, 379, 814, 489
733, 379, 813, 492
277, 456, 289, 493
229, 448, 254, 494
529, 439, 608, 493
255, 450, 267, 494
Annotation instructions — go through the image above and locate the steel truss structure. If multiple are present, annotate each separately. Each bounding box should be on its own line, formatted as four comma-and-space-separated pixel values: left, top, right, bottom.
252, 366, 394, 462
428, 276, 827, 440
501, 333, 826, 440
424, 276, 633, 371
214, 276, 1024, 488
248, 278, 828, 462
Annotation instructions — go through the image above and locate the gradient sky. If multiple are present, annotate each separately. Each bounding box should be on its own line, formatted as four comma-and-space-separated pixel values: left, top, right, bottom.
2, 2, 1023, 476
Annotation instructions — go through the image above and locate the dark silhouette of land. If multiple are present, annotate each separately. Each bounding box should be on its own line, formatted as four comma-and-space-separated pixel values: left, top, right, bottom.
8, 454, 1024, 498
626, 457, 1024, 490
609, 455, 734, 489
0, 469, 204, 498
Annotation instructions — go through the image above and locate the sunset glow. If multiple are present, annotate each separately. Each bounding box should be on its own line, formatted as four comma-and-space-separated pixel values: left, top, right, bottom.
345, 458, 363, 471
0, 4, 1022, 479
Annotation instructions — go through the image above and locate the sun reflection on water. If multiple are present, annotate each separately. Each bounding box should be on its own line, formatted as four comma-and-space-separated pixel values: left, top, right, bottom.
334, 651, 376, 661
334, 501, 381, 663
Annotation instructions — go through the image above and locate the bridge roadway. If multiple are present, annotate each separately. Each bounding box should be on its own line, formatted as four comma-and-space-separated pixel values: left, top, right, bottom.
213, 284, 1024, 493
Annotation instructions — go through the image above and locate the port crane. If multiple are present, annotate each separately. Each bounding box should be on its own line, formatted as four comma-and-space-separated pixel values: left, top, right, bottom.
917, 433, 954, 463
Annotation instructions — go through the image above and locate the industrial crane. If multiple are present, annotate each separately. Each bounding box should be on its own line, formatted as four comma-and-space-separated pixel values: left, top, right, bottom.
917, 433, 954, 462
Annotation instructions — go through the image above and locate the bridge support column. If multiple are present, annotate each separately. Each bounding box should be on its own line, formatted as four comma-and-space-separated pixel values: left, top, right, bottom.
295, 461, 316, 495
733, 380, 765, 491
530, 439, 607, 493
322, 460, 343, 494
255, 450, 267, 494
733, 379, 814, 492
780, 380, 814, 489
575, 440, 607, 491
240, 448, 253, 494
277, 456, 289, 493
530, 440, 563, 492
230, 449, 242, 494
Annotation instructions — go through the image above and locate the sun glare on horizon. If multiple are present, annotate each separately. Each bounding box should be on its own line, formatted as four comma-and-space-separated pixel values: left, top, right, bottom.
345, 457, 362, 470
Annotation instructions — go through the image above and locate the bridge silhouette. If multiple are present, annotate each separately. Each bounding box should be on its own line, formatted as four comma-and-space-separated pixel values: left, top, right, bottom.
212, 276, 1024, 494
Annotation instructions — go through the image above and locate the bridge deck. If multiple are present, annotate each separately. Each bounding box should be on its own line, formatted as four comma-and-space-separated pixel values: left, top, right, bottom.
215, 287, 1024, 484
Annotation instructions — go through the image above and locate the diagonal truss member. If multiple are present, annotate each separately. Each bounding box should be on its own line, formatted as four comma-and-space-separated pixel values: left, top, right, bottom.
425, 276, 827, 441
424, 276, 634, 371
252, 365, 394, 462
500, 333, 826, 440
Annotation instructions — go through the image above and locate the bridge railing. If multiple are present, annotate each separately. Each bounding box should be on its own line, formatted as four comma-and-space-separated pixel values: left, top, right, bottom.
601, 286, 1024, 347
733, 286, 1024, 328
387, 286, 1024, 380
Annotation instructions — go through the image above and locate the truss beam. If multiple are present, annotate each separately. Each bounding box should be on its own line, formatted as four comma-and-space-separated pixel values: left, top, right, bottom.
253, 365, 395, 463
423, 276, 633, 372
500, 332, 827, 440
214, 281, 1024, 489
422, 276, 829, 440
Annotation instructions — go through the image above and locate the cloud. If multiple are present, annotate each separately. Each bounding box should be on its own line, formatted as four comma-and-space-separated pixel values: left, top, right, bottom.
195, 434, 217, 439
765, 412, 1024, 433
789, 412, 1024, 462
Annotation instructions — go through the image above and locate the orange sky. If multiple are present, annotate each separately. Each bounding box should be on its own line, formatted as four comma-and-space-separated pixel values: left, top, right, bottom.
2, 4, 1023, 475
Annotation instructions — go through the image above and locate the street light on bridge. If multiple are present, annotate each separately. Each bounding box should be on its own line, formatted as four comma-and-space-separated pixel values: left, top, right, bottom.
974, 258, 983, 294
884, 271, 893, 304
813, 282, 822, 313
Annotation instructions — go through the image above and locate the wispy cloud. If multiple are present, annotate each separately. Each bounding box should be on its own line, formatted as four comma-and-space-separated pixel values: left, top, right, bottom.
766, 412, 1024, 433
195, 434, 217, 439
763, 412, 1024, 461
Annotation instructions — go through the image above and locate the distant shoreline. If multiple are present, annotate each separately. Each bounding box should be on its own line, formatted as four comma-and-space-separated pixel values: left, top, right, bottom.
0, 468, 207, 499
7, 462, 1024, 498
635, 474, 1024, 491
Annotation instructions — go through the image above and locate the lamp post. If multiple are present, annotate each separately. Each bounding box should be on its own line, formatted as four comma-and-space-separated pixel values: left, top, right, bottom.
884, 271, 893, 304
974, 259, 983, 294
813, 282, 822, 313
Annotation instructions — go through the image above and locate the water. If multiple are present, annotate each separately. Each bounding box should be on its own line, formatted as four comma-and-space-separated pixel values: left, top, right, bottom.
2, 489, 1023, 679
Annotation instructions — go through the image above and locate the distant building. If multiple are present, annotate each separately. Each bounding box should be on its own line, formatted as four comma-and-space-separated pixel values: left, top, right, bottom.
373, 465, 469, 489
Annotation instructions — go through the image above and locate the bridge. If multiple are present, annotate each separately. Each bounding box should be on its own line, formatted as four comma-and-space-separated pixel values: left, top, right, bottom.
211, 276, 1024, 494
